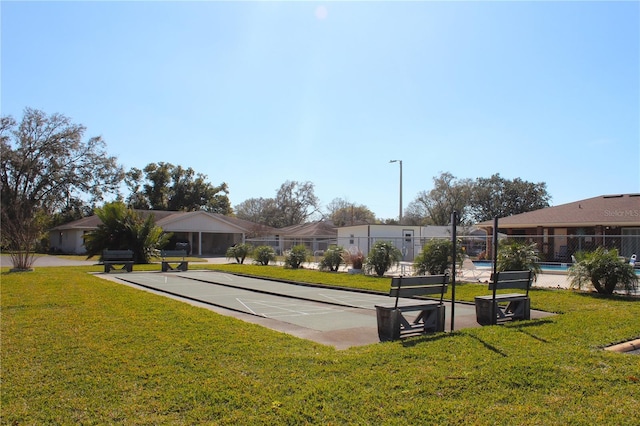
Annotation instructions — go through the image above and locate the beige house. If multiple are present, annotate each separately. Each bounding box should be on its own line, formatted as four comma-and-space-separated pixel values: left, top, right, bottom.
476, 194, 640, 261
49, 210, 275, 256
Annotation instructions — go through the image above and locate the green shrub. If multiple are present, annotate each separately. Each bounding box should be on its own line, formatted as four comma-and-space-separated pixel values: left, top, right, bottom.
497, 240, 541, 280
83, 201, 170, 264
414, 238, 463, 275
364, 241, 402, 277
568, 247, 638, 295
318, 246, 344, 272
225, 243, 252, 264
284, 245, 308, 269
253, 245, 276, 266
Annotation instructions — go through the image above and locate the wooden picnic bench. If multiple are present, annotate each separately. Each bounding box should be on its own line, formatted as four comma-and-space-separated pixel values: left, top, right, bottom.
102, 249, 134, 273
474, 270, 533, 326
160, 249, 188, 272
375, 274, 449, 341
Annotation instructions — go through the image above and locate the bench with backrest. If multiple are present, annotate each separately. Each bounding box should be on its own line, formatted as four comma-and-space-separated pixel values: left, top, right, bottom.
102, 249, 134, 273
474, 270, 533, 326
160, 249, 188, 272
375, 274, 449, 341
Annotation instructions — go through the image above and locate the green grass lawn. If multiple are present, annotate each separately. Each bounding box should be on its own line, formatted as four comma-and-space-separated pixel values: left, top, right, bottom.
2, 264, 639, 424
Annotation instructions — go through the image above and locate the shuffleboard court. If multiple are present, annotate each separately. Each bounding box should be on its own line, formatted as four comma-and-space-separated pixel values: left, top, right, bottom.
115, 271, 381, 332
104, 270, 555, 349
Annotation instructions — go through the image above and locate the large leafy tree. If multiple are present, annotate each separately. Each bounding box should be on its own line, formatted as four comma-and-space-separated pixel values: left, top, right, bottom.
325, 198, 376, 226
234, 197, 280, 226
125, 162, 231, 214
410, 172, 473, 226
469, 173, 551, 222
83, 202, 170, 264
275, 180, 320, 227
235, 180, 319, 228
0, 108, 123, 270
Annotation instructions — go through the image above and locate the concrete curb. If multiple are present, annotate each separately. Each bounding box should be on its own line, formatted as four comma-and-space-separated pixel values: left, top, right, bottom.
604, 338, 640, 353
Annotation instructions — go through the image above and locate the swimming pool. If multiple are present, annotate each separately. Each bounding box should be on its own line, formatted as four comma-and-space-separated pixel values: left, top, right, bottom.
472, 260, 640, 274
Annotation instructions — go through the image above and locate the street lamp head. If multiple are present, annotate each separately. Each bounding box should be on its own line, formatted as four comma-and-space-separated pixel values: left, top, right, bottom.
389, 159, 398, 163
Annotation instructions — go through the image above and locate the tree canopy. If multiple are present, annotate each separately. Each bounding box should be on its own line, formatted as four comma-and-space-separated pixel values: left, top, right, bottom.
408, 172, 473, 225
1, 108, 123, 268
125, 162, 231, 214
235, 180, 319, 228
325, 198, 376, 226
406, 172, 551, 225
469, 173, 551, 223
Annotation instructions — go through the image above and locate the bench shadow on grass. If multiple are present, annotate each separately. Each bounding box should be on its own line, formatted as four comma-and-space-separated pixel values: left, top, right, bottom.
504, 318, 556, 343
573, 291, 639, 301
401, 318, 557, 356
402, 331, 507, 357
399, 330, 509, 357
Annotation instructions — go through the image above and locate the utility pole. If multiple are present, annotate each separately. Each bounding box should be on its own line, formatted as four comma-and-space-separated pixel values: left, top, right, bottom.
389, 160, 403, 224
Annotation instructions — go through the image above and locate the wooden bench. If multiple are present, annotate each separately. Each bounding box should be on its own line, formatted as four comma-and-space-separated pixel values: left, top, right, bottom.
160, 249, 188, 272
102, 249, 134, 273
375, 274, 449, 341
475, 270, 533, 326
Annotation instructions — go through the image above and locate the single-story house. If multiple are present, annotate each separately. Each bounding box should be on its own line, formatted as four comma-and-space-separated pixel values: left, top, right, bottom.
49, 210, 276, 256
476, 194, 640, 261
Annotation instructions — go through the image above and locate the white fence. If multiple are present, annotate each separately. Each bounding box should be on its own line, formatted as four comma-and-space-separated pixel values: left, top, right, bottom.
246, 233, 640, 264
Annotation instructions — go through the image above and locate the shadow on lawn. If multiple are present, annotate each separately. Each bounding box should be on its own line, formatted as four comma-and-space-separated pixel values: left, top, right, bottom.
573, 290, 639, 301
401, 330, 508, 357
505, 318, 556, 343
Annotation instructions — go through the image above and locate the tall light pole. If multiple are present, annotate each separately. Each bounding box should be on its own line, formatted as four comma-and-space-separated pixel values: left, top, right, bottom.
389, 160, 402, 224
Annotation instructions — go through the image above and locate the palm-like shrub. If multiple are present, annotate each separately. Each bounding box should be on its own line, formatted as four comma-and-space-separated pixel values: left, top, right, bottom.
496, 240, 541, 280
568, 247, 638, 295
253, 245, 276, 266
84, 202, 170, 264
414, 239, 463, 275
284, 245, 308, 269
318, 246, 344, 272
364, 241, 402, 277
226, 243, 252, 264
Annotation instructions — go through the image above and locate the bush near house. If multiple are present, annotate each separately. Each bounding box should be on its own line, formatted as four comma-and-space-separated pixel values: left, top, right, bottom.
226, 243, 252, 264
252, 245, 276, 266
497, 240, 542, 280
414, 239, 463, 275
568, 247, 638, 295
284, 245, 308, 269
318, 246, 345, 272
364, 240, 402, 277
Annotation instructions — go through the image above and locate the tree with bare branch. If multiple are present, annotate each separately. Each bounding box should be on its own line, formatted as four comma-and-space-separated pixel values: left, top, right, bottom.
1, 108, 123, 270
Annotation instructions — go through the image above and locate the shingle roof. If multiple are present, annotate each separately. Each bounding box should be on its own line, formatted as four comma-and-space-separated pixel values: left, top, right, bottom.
278, 221, 337, 238
49, 210, 277, 234
476, 194, 640, 228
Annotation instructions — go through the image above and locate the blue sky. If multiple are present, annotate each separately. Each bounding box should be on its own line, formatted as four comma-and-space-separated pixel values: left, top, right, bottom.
2, 1, 639, 220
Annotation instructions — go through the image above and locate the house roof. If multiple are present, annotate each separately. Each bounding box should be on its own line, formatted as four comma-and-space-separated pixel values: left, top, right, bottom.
476, 194, 640, 228
50, 210, 277, 234
278, 220, 337, 238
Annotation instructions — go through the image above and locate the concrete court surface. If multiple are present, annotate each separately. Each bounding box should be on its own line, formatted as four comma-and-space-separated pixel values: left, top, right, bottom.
98, 270, 555, 350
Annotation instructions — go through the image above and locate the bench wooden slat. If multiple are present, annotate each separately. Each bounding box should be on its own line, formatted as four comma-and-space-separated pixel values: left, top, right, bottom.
390, 275, 450, 288
390, 284, 449, 298
161, 250, 187, 259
